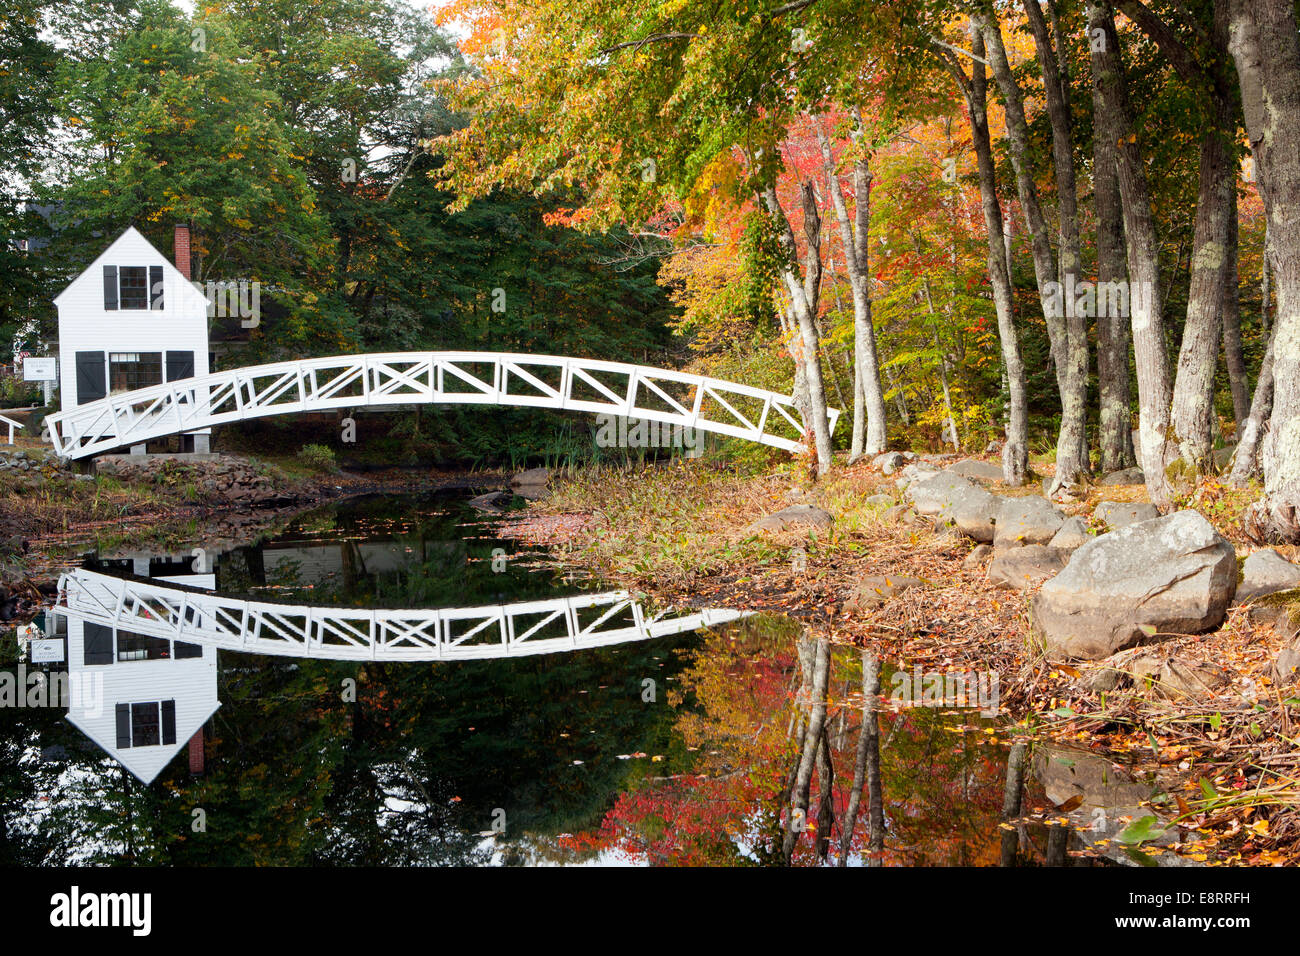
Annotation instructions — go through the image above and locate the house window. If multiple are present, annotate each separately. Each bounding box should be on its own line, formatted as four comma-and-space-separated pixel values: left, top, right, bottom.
119, 267, 148, 309
116, 629, 172, 662
84, 622, 114, 666
109, 352, 163, 393
115, 700, 176, 749
103, 265, 164, 310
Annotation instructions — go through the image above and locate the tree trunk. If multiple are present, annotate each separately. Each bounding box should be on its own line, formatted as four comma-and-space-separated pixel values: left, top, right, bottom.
1167, 3, 1236, 472
838, 650, 881, 867
1229, 0, 1300, 541
1089, 0, 1175, 508
1223, 195, 1250, 429
1023, 0, 1091, 489
936, 28, 1029, 484
1092, 58, 1136, 471
783, 636, 831, 862
815, 121, 888, 459
1229, 324, 1275, 486
763, 185, 834, 475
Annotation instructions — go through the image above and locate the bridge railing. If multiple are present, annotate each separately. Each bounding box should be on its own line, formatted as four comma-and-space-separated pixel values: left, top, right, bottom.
45, 352, 838, 459
56, 569, 748, 662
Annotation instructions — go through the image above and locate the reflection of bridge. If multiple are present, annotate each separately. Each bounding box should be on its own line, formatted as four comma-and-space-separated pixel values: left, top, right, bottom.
45, 351, 839, 459
58, 569, 745, 661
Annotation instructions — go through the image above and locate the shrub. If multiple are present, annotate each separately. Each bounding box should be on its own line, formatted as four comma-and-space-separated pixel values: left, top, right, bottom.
296, 443, 339, 473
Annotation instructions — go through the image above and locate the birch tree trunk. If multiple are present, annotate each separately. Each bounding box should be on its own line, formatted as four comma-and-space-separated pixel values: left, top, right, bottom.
815, 121, 887, 459
1228, 0, 1300, 541
783, 635, 831, 863
763, 184, 834, 475
1088, 0, 1175, 508
1023, 0, 1091, 489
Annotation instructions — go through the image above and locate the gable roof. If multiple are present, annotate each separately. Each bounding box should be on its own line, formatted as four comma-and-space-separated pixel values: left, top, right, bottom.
53, 225, 209, 313
67, 692, 219, 786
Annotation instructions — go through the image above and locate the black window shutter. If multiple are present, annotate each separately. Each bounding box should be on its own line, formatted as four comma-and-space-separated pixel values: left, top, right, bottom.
160, 700, 176, 746
103, 266, 118, 310
166, 350, 195, 382
115, 704, 131, 748
84, 622, 114, 665
75, 352, 106, 405
149, 265, 164, 310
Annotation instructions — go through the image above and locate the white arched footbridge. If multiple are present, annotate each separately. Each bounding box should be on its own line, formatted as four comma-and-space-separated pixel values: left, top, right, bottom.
57, 569, 747, 662
45, 352, 839, 459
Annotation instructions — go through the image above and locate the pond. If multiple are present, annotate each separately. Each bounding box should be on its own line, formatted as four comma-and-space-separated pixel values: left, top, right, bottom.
0, 491, 1176, 866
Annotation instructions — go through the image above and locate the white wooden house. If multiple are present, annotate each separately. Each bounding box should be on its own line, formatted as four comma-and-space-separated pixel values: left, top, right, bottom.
54, 225, 211, 453
61, 572, 219, 785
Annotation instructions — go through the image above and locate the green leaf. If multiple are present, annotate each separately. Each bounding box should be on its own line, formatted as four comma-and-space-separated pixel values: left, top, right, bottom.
1117, 814, 1165, 846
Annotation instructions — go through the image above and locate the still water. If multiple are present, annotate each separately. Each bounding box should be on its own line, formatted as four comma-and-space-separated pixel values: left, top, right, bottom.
1, 492, 1171, 865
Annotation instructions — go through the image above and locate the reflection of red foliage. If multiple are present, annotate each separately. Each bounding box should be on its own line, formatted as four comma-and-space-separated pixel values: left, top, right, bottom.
568, 629, 1010, 866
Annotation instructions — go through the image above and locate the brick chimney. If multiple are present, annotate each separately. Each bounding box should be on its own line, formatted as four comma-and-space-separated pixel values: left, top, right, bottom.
173, 223, 192, 280
188, 728, 205, 774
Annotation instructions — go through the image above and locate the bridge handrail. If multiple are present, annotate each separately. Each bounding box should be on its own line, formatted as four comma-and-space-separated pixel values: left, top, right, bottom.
45, 351, 838, 459
56, 569, 748, 662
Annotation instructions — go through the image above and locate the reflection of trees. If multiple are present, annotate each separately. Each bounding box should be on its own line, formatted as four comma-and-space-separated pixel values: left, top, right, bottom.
593, 617, 1008, 866
217, 492, 559, 610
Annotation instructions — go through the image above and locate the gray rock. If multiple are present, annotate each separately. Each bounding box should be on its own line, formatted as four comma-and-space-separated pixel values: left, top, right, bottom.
1275, 642, 1300, 685
994, 496, 1065, 549
872, 451, 906, 475
1048, 516, 1092, 552
1099, 467, 1145, 486
469, 491, 511, 513
1094, 500, 1160, 530
906, 472, 998, 543
894, 461, 939, 491
944, 458, 1004, 483
747, 504, 834, 533
864, 494, 895, 508
962, 544, 993, 569
1236, 549, 1300, 603
988, 545, 1067, 590
510, 467, 550, 498
1031, 510, 1238, 659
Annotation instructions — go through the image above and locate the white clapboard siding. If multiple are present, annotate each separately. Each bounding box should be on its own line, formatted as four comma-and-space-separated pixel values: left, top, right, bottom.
63, 572, 219, 785
54, 226, 211, 427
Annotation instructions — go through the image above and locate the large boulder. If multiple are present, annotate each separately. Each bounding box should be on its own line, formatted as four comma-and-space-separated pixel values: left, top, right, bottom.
906, 472, 998, 543
747, 504, 834, 534
994, 496, 1065, 549
988, 545, 1067, 590
944, 458, 1004, 484
1031, 510, 1238, 659
1099, 467, 1144, 486
1093, 500, 1159, 530
1236, 549, 1300, 603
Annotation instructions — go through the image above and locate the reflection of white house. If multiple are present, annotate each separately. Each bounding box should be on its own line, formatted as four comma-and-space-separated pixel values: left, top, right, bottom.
61, 573, 219, 785
53, 225, 211, 453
